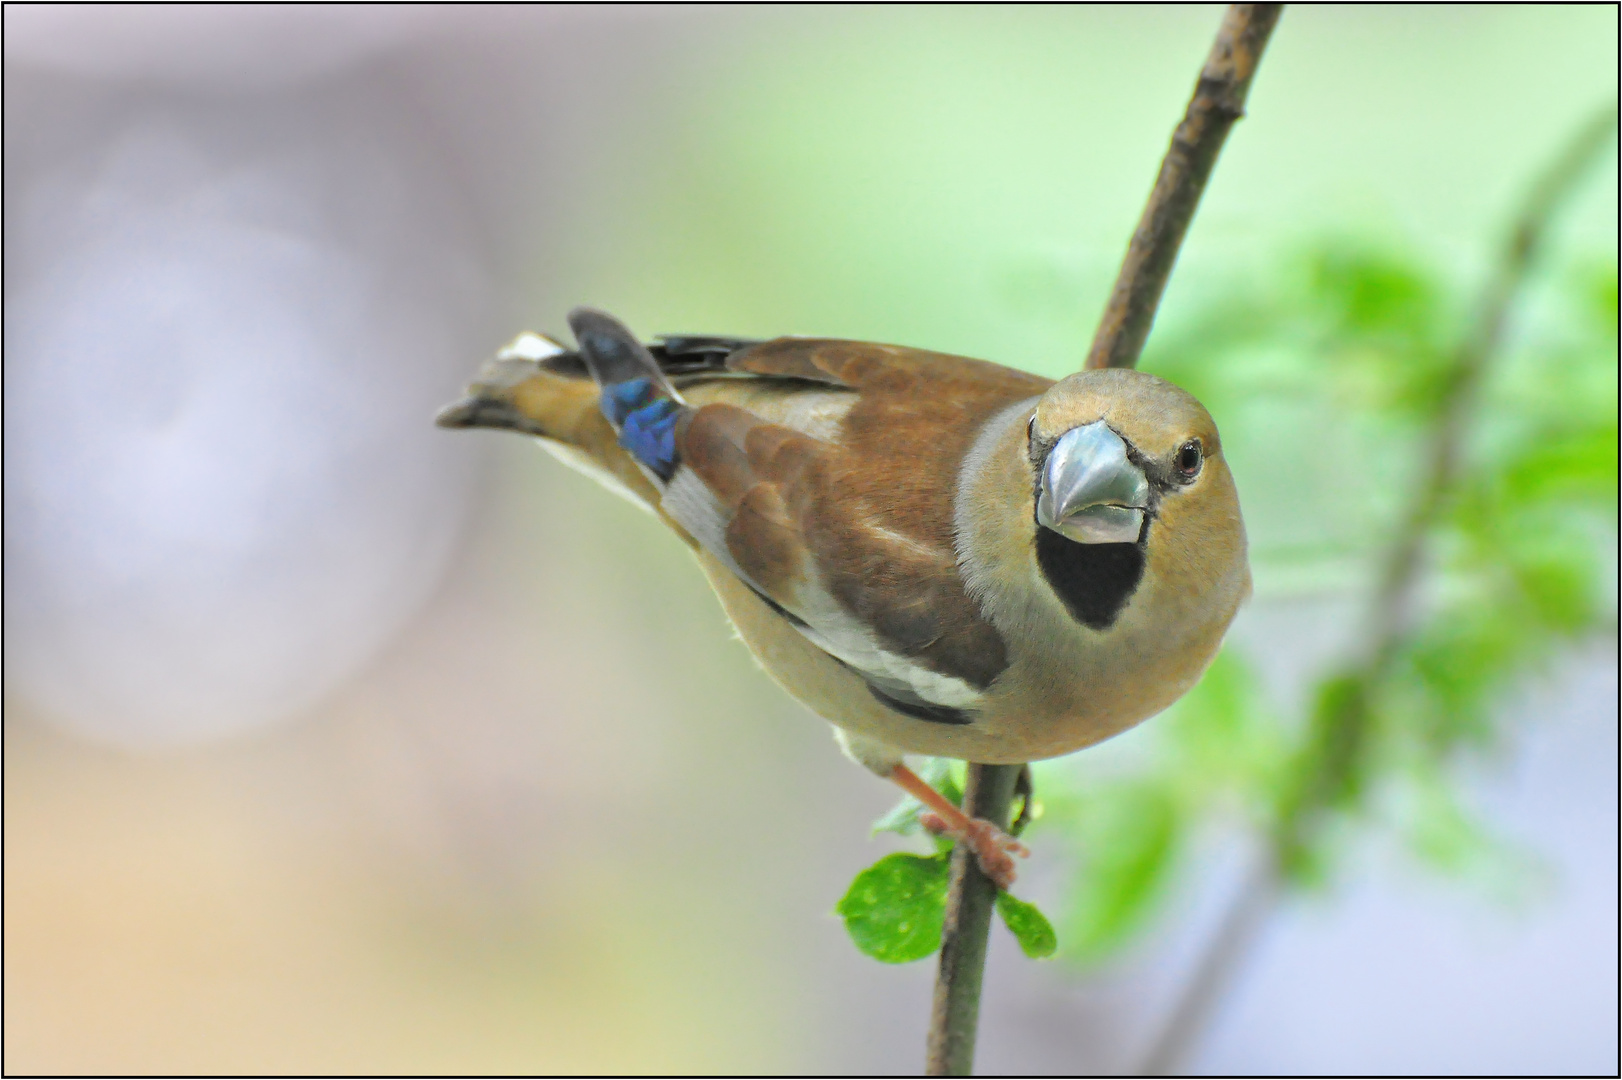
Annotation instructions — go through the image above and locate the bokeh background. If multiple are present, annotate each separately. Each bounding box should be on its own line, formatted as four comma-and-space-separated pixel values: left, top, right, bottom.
4, 5, 1616, 1074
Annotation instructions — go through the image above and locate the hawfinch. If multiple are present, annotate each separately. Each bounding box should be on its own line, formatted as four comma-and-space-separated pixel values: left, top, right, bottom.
439, 309, 1250, 886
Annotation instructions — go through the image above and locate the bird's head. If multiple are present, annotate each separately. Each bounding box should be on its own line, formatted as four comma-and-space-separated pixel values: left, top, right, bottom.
1028, 369, 1224, 546
1017, 369, 1244, 631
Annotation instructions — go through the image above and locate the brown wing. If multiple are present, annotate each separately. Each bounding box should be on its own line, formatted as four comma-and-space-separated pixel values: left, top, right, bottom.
670, 339, 1051, 705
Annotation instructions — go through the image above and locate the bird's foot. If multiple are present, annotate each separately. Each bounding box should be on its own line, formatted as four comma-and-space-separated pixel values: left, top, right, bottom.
888, 763, 1030, 889
919, 811, 1029, 890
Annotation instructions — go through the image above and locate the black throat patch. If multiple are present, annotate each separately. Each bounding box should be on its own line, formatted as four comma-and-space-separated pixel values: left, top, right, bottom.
1035, 528, 1145, 630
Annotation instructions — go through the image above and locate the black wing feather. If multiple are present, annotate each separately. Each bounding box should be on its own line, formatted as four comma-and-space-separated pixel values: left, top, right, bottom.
539, 333, 763, 380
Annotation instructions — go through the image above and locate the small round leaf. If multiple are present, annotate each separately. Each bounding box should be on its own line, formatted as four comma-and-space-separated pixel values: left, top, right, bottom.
836, 853, 950, 963
995, 891, 1058, 959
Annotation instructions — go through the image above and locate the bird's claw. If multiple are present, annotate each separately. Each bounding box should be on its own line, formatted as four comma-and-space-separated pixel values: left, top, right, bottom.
919, 812, 1030, 890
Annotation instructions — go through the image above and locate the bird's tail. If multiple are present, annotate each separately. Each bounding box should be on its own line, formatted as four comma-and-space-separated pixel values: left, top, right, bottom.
436, 309, 705, 512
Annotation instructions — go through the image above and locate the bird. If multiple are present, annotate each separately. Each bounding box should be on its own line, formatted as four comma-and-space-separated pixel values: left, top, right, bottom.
437, 308, 1250, 887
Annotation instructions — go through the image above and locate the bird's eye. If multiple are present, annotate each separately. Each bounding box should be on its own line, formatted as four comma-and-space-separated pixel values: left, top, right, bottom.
1176, 440, 1203, 479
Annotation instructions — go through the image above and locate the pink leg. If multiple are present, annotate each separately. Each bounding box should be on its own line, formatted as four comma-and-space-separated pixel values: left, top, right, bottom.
889, 764, 1029, 890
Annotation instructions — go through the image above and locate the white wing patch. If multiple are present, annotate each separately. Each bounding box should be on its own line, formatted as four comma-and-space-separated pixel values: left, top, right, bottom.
793, 605, 987, 710
660, 465, 750, 577
498, 331, 568, 362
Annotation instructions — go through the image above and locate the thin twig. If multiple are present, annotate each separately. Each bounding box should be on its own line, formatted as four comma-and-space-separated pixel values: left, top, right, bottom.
924, 6, 1286, 1075
1136, 103, 1618, 1077
926, 762, 1022, 1077
1085, 4, 1284, 371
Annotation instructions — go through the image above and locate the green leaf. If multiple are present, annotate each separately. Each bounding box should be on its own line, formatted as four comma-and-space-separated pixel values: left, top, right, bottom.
1496, 422, 1619, 509
995, 892, 1058, 959
1406, 610, 1520, 737
1062, 782, 1183, 959
1509, 542, 1599, 633
1301, 243, 1458, 416
1308, 244, 1440, 338
1164, 649, 1282, 796
1168, 648, 1249, 748
1399, 764, 1506, 875
1582, 262, 1618, 332
836, 853, 950, 963
869, 794, 926, 838
1297, 673, 1373, 811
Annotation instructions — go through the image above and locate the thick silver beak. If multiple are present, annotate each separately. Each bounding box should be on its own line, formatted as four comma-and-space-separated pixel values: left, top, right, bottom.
1036, 421, 1149, 545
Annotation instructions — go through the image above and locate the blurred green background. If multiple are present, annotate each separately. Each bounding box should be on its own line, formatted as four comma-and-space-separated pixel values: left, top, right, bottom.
4, 6, 1616, 1074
